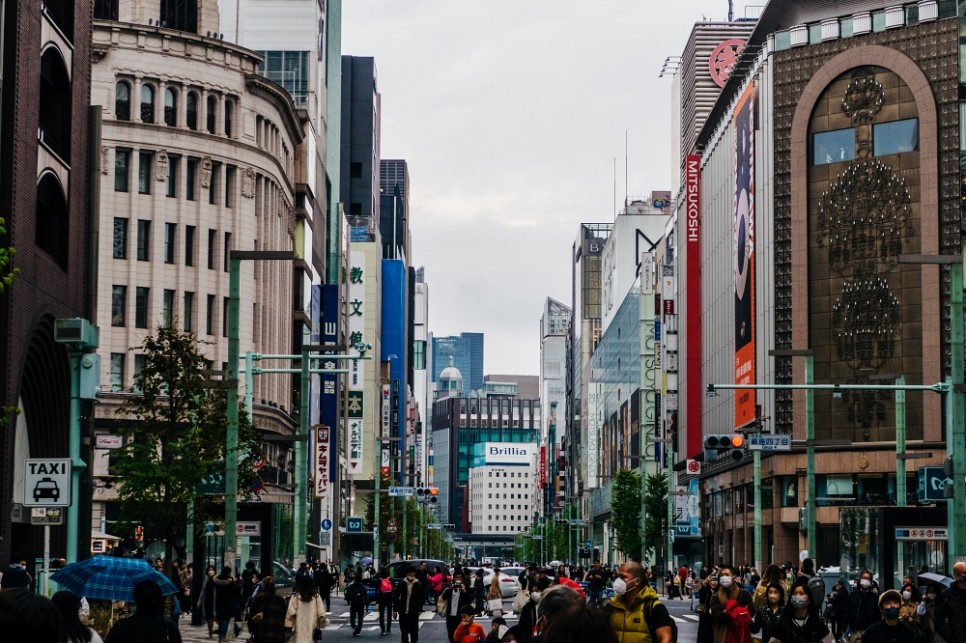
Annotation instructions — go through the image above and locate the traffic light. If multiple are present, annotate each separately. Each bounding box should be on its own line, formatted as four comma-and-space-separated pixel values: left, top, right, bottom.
698, 434, 747, 462
135, 524, 144, 542
416, 487, 439, 503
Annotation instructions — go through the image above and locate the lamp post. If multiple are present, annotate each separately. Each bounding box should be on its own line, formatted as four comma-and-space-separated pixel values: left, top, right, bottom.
708, 378, 949, 564
226, 250, 293, 570
898, 254, 965, 562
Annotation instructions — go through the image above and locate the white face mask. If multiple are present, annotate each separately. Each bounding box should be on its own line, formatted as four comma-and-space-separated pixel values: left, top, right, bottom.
927, 593, 937, 600
902, 591, 912, 601
719, 575, 733, 588
860, 579, 872, 589
530, 591, 541, 602
612, 578, 628, 595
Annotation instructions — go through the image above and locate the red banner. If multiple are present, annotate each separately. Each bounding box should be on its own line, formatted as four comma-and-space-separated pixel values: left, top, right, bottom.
685, 154, 703, 459
539, 445, 546, 488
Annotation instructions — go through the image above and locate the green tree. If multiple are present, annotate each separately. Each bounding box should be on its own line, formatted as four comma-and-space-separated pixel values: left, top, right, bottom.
612, 469, 642, 561
111, 325, 260, 563
0, 216, 18, 294
642, 471, 668, 564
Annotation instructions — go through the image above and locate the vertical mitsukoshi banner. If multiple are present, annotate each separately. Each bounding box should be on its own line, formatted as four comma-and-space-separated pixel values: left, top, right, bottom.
733, 82, 757, 428
685, 154, 702, 459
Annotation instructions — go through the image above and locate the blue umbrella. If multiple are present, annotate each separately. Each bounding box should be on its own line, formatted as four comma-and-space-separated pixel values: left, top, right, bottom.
50, 555, 179, 602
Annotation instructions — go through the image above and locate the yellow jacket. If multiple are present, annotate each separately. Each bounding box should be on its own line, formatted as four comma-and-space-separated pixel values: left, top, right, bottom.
607, 584, 663, 643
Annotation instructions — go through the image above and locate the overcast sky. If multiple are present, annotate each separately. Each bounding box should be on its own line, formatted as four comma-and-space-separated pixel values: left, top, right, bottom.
342, 0, 750, 376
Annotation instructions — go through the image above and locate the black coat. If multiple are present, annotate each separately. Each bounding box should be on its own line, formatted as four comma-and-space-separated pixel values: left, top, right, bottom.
392, 579, 427, 616
214, 576, 241, 620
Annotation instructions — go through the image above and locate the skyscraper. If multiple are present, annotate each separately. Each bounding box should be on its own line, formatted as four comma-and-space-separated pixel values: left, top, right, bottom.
431, 333, 484, 394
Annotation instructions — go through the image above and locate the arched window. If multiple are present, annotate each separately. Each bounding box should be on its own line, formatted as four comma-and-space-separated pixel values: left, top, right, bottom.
35, 172, 69, 269
39, 48, 72, 161
206, 95, 217, 133
186, 91, 198, 130
224, 100, 234, 137
164, 88, 177, 126
115, 81, 131, 120
140, 84, 155, 123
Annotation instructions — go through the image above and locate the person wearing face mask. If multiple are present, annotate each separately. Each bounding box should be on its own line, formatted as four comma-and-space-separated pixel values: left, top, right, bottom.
936, 560, 966, 643
529, 586, 583, 643
442, 573, 475, 642
859, 590, 918, 643
751, 583, 784, 643
709, 565, 753, 643
767, 584, 831, 643
826, 580, 850, 643
392, 565, 427, 643
896, 583, 920, 628
696, 571, 718, 643
914, 581, 944, 643
602, 562, 673, 643
846, 570, 879, 643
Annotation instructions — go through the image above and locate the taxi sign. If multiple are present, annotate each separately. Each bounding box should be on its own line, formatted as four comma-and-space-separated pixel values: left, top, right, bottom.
24, 459, 71, 507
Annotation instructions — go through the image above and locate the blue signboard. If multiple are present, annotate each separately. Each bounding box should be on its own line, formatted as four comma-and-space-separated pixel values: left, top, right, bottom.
917, 466, 950, 503
347, 517, 363, 533
321, 285, 340, 483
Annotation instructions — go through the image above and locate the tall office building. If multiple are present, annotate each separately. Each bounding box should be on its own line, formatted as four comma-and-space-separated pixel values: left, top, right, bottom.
431, 332, 484, 394
341, 56, 380, 234
380, 159, 409, 261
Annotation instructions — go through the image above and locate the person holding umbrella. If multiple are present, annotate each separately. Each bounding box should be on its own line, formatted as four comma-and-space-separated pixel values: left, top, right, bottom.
105, 580, 182, 643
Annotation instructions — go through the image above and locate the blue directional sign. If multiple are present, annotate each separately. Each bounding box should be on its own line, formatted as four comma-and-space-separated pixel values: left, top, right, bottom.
346, 516, 363, 533
321, 518, 332, 531
918, 466, 950, 503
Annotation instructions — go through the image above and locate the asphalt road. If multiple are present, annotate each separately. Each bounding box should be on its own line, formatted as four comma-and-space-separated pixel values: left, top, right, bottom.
177, 592, 702, 642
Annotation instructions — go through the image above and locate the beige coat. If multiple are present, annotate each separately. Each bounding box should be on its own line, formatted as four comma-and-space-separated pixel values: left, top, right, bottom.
284, 594, 327, 643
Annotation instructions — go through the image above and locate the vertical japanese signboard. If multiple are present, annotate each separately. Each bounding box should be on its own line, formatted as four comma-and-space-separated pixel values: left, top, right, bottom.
685, 154, 703, 458
321, 285, 339, 484
347, 250, 366, 475
315, 426, 328, 499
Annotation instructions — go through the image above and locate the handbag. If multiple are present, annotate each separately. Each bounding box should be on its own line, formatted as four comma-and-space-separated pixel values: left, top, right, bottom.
437, 594, 450, 617
488, 597, 503, 613
312, 627, 323, 640
512, 589, 528, 613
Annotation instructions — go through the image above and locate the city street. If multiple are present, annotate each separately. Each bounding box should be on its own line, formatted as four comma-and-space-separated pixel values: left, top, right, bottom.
176, 594, 701, 642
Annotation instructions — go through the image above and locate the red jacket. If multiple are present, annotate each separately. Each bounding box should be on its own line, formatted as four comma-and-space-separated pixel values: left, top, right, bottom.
453, 621, 486, 643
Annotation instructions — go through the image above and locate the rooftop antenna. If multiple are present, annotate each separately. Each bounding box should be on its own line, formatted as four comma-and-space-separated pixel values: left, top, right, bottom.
728, 0, 734, 22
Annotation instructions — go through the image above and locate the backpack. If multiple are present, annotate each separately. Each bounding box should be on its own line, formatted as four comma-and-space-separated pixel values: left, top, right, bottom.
806, 575, 826, 611
644, 597, 678, 643
380, 577, 392, 593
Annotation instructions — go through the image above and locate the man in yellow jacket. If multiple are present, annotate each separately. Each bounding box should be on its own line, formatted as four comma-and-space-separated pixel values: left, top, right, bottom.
605, 562, 674, 643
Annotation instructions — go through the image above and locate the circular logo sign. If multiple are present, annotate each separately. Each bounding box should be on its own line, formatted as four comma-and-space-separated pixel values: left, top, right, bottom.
709, 39, 746, 88
321, 518, 332, 531
686, 460, 701, 475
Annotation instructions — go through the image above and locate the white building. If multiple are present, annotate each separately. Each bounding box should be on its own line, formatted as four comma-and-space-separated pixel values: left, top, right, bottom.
469, 442, 537, 535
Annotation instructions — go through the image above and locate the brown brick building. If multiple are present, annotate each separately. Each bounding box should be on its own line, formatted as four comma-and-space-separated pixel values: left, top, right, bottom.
0, 1, 93, 561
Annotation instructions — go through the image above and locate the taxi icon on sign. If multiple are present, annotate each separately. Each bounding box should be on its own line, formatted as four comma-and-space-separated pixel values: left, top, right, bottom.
33, 478, 60, 502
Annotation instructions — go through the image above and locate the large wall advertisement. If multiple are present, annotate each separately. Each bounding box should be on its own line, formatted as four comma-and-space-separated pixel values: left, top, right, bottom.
733, 82, 757, 428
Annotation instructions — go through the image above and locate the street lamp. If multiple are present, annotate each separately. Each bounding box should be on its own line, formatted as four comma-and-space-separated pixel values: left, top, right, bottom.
898, 253, 965, 562
707, 376, 951, 565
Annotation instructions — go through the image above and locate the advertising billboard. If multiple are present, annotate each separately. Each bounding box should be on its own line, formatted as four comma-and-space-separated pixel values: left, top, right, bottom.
685, 154, 703, 458
734, 82, 758, 428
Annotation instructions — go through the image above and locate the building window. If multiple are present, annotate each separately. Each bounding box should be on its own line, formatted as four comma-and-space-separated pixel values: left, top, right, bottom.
39, 48, 72, 161
135, 287, 149, 328
115, 81, 131, 120
94, 0, 119, 20
111, 285, 127, 326
257, 51, 309, 107
206, 95, 217, 133
209, 162, 220, 205
109, 353, 125, 391
133, 354, 146, 390
115, 149, 130, 191
223, 232, 231, 271
225, 100, 234, 137
136, 220, 150, 261
186, 157, 198, 200
184, 291, 194, 332
162, 289, 175, 327
873, 118, 919, 155
186, 92, 198, 130
206, 294, 216, 335
812, 128, 856, 165
222, 297, 229, 337
225, 165, 236, 207
35, 173, 69, 269
350, 162, 362, 178
166, 156, 179, 197
140, 84, 155, 123
113, 217, 128, 259
164, 88, 177, 126
207, 229, 217, 269
164, 223, 177, 264
160, 0, 198, 33
138, 151, 153, 194
185, 225, 195, 266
